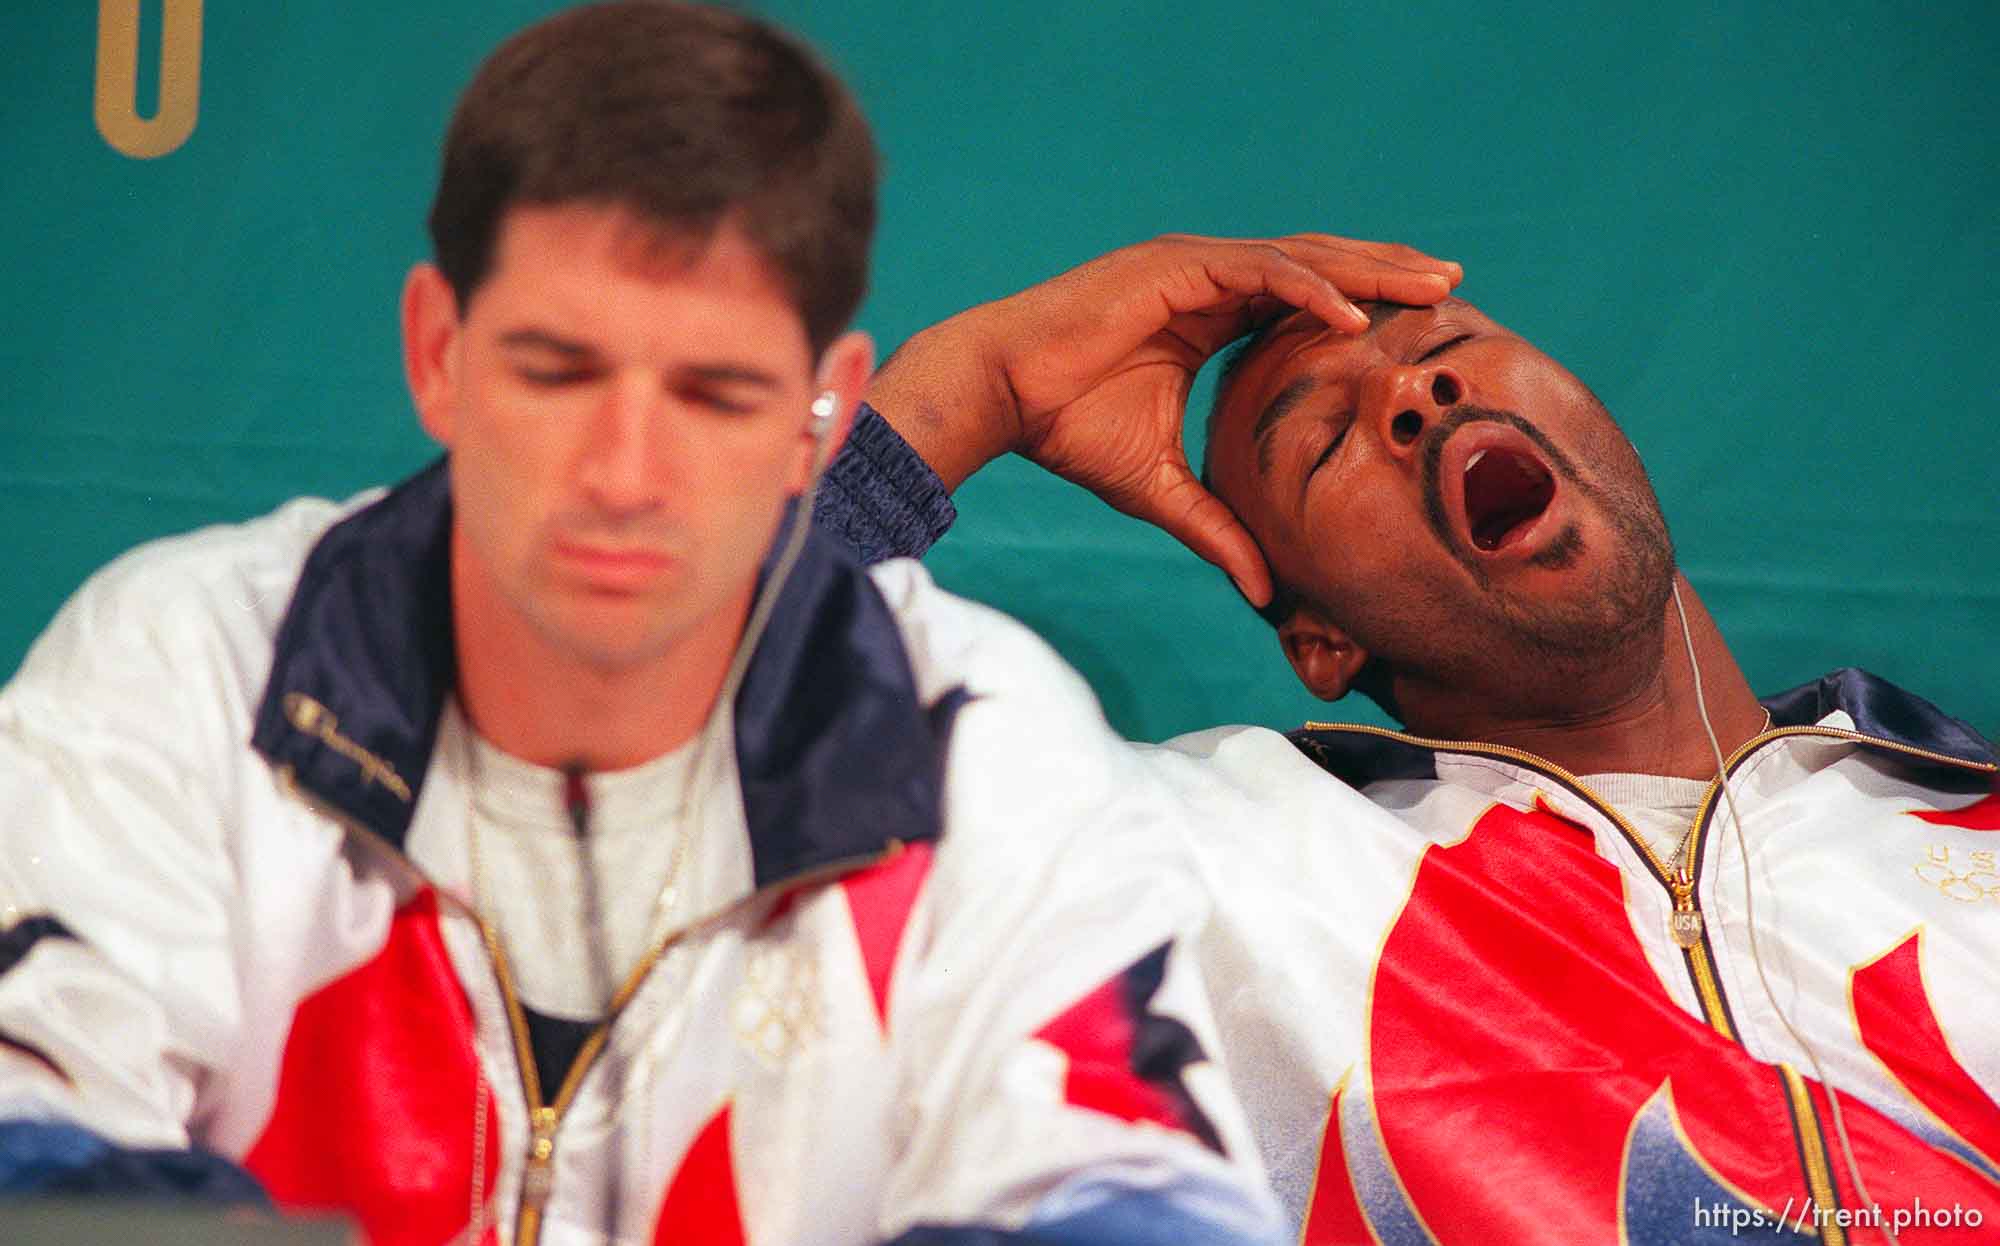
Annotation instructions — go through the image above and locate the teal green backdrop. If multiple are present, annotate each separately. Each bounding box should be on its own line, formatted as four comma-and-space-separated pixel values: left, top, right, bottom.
3, 2, 1994, 741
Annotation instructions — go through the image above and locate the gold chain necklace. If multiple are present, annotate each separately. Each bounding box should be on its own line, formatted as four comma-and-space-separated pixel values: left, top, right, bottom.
460, 724, 706, 1007
1668, 707, 1774, 875
457, 709, 711, 1236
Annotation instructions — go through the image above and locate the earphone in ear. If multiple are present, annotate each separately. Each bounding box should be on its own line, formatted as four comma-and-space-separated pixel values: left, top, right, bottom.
809, 391, 837, 441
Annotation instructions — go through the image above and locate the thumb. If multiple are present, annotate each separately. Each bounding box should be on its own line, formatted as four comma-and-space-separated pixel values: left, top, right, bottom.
1130, 466, 1275, 608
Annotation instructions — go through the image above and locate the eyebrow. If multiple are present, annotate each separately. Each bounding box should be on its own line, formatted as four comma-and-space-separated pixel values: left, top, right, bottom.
1252, 375, 1320, 478
684, 364, 782, 388
498, 328, 591, 355
1416, 331, 1473, 362
496, 330, 782, 389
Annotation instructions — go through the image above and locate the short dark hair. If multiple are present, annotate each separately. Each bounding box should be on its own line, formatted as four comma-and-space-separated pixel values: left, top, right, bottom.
427, 1, 878, 356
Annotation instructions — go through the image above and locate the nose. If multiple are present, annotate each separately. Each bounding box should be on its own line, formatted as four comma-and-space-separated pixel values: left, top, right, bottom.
1360, 362, 1465, 460
576, 371, 668, 515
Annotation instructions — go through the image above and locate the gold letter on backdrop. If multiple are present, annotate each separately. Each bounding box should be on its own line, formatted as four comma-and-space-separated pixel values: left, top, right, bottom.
95, 0, 204, 159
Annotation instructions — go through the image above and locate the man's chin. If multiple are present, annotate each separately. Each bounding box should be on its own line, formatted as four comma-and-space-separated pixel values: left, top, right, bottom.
527, 605, 693, 674
1490, 550, 1675, 665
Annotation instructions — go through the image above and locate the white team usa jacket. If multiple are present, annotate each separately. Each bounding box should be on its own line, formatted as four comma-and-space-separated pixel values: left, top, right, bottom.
0, 461, 1285, 1246
1140, 678, 1999, 1244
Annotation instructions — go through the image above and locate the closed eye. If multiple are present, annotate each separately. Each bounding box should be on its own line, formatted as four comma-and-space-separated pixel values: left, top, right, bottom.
1313, 429, 1346, 472
679, 366, 781, 417
682, 390, 760, 416
518, 365, 597, 387
1302, 422, 1349, 498
670, 378, 773, 416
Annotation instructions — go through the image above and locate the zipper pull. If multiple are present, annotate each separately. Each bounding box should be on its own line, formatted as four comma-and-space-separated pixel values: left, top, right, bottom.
563, 766, 590, 841
522, 1105, 559, 1211
1668, 870, 1704, 948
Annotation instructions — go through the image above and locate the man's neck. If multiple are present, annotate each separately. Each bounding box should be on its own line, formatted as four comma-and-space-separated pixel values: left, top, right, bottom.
1404, 577, 1769, 781
451, 546, 749, 774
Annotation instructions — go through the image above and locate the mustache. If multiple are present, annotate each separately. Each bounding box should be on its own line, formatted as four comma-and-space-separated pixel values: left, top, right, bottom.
1419, 405, 1586, 556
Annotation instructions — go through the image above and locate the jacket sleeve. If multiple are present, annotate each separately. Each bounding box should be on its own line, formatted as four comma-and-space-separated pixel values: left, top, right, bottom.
0, 549, 267, 1199
812, 402, 959, 564
872, 572, 1285, 1246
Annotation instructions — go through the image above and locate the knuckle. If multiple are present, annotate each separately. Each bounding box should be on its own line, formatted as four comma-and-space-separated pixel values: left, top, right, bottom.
1245, 242, 1294, 267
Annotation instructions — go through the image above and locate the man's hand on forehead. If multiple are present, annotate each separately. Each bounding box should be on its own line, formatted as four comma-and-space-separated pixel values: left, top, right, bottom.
1255, 296, 1459, 352
865, 233, 1461, 603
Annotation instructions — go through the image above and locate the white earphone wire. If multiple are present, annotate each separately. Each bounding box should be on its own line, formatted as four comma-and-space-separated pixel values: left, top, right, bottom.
1670, 580, 1893, 1240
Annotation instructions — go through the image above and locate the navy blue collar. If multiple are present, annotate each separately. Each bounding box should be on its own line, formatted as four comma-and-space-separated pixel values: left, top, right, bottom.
1290, 667, 1997, 790
251, 458, 958, 887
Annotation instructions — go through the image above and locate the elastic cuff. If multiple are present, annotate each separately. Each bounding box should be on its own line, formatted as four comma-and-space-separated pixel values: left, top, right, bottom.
813, 402, 958, 564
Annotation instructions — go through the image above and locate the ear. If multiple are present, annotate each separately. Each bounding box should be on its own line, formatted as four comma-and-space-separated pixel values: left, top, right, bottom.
791, 329, 875, 491
1278, 607, 1373, 702
401, 263, 464, 447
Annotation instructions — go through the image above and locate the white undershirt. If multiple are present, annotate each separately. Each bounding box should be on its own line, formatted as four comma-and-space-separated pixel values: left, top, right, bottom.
457, 718, 723, 1021
1581, 771, 1711, 869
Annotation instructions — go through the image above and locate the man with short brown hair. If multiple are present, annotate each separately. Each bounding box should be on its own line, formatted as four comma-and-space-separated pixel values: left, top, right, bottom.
0, 9, 1425, 1244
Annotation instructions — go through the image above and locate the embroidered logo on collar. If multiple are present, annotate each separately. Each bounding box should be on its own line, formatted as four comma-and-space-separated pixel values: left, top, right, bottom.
1914, 844, 2000, 904
731, 943, 821, 1069
283, 693, 413, 803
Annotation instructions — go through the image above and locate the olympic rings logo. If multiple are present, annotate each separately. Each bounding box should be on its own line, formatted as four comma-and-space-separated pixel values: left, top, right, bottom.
1913, 846, 2000, 904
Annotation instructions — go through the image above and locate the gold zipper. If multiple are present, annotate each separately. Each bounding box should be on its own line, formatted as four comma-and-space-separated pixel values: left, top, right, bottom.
1753, 724, 1997, 777
265, 771, 557, 1246
1675, 724, 1991, 892
1301, 722, 1676, 876
273, 757, 909, 1246
1780, 1065, 1848, 1245
1670, 725, 1994, 1229
1665, 866, 1734, 1044
1297, 723, 1995, 1037
1772, 729, 1989, 1226
1296, 718, 1995, 1222
1668, 725, 1992, 1038
515, 1106, 558, 1245
1669, 872, 1736, 1041
272, 765, 551, 1242
1663, 728, 1785, 1041
1667, 869, 1705, 947
466, 914, 553, 1246
1298, 721, 1746, 1035
494, 840, 909, 1246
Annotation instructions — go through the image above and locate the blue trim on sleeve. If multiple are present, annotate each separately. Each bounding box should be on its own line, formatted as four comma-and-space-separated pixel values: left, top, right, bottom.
1029, 1196, 1280, 1246
884, 1229, 1066, 1246
883, 1186, 1282, 1246
814, 402, 957, 563
0, 1119, 105, 1193
0, 1120, 267, 1204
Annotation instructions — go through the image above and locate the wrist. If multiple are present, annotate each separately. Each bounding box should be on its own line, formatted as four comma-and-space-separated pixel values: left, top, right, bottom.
863, 308, 1023, 491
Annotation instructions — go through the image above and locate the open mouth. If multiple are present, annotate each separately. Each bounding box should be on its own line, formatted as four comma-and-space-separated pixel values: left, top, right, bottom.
1463, 447, 1555, 551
